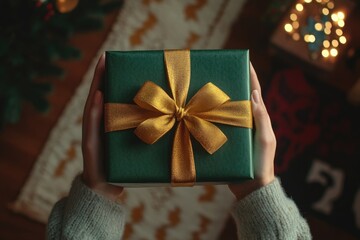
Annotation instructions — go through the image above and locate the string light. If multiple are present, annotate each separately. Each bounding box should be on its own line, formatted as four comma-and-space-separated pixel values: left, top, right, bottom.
332, 39, 339, 47
292, 33, 300, 41
292, 21, 300, 29
338, 20, 345, 27
283, 0, 348, 60
339, 36, 347, 44
322, 8, 329, 15
330, 48, 338, 57
315, 23, 323, 31
327, 2, 334, 9
296, 3, 304, 11
290, 13, 298, 21
336, 29, 343, 36
284, 23, 293, 32
322, 49, 330, 58
323, 40, 330, 48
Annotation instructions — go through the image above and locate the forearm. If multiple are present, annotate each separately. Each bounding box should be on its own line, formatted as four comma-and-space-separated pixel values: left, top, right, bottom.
47, 175, 126, 239
231, 178, 311, 240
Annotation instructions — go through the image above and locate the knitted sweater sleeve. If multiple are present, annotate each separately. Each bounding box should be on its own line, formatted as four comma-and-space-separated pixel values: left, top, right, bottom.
46, 176, 126, 240
231, 178, 312, 240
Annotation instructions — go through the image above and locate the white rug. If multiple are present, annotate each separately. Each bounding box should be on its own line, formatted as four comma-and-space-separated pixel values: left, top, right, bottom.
12, 0, 246, 239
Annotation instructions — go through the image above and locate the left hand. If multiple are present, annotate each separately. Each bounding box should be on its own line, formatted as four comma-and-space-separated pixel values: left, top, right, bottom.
82, 54, 124, 201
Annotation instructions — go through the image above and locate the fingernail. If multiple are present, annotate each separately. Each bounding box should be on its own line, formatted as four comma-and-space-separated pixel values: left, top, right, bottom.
252, 90, 260, 104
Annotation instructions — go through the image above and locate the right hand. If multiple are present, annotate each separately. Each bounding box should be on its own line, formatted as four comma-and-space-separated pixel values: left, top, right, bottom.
228, 63, 276, 200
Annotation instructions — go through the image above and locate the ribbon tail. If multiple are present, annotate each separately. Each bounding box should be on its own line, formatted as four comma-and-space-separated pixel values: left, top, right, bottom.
193, 101, 253, 128
104, 103, 160, 132
171, 121, 196, 186
185, 115, 227, 154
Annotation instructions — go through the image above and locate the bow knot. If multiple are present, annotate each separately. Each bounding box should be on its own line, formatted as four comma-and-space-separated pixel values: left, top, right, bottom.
175, 107, 186, 121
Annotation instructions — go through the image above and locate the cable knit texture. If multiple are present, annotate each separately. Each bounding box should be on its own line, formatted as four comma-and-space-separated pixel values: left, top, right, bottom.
47, 177, 311, 239
231, 178, 312, 240
47, 176, 125, 239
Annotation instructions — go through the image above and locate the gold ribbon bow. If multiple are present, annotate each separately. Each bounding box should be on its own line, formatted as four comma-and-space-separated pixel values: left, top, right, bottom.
104, 49, 252, 186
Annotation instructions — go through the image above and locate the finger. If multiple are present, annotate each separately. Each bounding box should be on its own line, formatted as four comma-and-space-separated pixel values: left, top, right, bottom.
83, 90, 104, 182
83, 54, 105, 138
251, 90, 275, 143
89, 53, 106, 98
84, 54, 106, 115
250, 62, 262, 94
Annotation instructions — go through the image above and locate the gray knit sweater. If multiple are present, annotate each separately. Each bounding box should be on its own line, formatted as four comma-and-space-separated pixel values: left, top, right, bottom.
47, 177, 311, 239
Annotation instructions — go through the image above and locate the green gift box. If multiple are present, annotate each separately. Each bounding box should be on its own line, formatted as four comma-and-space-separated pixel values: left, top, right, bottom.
104, 49, 253, 186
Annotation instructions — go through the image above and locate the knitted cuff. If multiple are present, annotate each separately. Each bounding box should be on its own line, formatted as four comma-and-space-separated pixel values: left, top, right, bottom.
62, 175, 126, 239
231, 178, 308, 239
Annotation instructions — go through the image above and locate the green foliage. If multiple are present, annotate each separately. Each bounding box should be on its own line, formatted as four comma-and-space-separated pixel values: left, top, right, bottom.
0, 0, 122, 130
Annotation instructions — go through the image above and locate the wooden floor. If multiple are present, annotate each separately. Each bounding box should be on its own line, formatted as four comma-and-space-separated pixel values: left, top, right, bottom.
0, 1, 357, 239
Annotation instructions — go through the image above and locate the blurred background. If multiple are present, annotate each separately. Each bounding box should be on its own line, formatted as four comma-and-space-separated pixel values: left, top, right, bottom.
1, 0, 360, 239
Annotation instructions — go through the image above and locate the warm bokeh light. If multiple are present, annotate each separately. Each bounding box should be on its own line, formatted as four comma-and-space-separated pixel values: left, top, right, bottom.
331, 13, 339, 22
323, 40, 330, 48
332, 39, 339, 47
337, 11, 345, 19
335, 29, 343, 36
322, 8, 329, 15
292, 32, 300, 41
330, 48, 338, 57
327, 2, 334, 9
284, 23, 293, 32
290, 13, 298, 21
315, 23, 323, 31
325, 21, 332, 29
296, 3, 304, 12
292, 21, 300, 29
322, 49, 329, 58
338, 20, 345, 27
283, 0, 348, 60
339, 36, 347, 44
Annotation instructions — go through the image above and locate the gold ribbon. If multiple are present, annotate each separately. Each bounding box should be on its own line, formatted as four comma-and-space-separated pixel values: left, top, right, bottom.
104, 49, 252, 186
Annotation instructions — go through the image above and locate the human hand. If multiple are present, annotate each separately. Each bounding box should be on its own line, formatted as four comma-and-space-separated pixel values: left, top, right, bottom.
228, 63, 276, 200
82, 54, 124, 201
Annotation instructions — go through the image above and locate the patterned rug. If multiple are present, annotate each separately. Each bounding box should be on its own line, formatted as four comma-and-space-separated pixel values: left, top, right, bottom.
265, 68, 360, 238
12, 1, 246, 239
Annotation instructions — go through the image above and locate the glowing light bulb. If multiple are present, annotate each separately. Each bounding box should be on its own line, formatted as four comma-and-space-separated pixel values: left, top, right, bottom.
296, 3, 304, 11
315, 23, 323, 31
338, 20, 345, 27
284, 23, 293, 32
332, 39, 339, 47
325, 21, 332, 29
331, 13, 339, 22
304, 35, 310, 42
292, 21, 300, 29
308, 35, 316, 43
292, 33, 300, 41
322, 49, 329, 58
324, 28, 331, 35
316, 0, 322, 2
290, 13, 298, 21
304, 0, 312, 3
323, 40, 330, 48
330, 48, 338, 57
337, 11, 345, 19
336, 29, 343, 36
322, 8, 329, 15
339, 36, 347, 44
327, 2, 334, 9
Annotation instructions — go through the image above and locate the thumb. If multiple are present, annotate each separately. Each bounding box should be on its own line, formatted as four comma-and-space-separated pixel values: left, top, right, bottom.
251, 90, 276, 146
